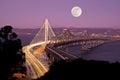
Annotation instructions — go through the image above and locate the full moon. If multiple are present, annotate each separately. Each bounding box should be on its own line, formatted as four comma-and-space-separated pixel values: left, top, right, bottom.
71, 6, 82, 17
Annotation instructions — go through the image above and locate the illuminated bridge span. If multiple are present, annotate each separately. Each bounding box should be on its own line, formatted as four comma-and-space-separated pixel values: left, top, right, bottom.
22, 19, 118, 80
22, 19, 55, 79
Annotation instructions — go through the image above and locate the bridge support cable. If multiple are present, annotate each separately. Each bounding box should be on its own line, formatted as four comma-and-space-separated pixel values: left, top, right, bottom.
30, 19, 55, 45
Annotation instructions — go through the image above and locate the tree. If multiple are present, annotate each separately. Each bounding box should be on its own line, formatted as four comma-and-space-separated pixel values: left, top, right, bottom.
0, 25, 26, 80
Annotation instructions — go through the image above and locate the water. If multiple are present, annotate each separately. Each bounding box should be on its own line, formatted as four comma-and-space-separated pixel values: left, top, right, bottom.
66, 41, 120, 63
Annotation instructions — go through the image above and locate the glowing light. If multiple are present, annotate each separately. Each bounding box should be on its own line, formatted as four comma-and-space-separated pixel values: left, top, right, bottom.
71, 6, 82, 17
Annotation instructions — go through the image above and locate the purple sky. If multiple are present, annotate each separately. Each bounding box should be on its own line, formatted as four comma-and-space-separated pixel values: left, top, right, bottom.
0, 0, 120, 28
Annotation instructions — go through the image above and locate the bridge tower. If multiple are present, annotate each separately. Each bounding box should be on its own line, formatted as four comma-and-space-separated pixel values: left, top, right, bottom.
30, 19, 55, 44
45, 19, 49, 43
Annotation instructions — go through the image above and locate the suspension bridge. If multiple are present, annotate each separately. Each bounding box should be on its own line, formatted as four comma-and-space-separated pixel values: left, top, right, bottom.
22, 19, 119, 80
22, 19, 54, 79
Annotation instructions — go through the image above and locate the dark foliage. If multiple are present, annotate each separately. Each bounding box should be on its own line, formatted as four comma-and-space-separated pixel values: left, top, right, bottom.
0, 25, 26, 80
37, 59, 120, 80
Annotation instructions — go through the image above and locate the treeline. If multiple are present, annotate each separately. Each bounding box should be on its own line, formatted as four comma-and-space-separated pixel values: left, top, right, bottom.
0, 25, 26, 79
37, 58, 120, 80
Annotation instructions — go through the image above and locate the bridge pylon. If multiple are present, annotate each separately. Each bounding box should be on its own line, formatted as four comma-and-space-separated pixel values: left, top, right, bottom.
30, 18, 55, 45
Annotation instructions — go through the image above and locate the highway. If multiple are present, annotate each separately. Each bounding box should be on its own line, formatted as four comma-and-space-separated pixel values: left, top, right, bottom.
22, 42, 48, 79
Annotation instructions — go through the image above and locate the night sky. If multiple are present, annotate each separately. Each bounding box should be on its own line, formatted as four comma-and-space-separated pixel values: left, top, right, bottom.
0, 0, 120, 28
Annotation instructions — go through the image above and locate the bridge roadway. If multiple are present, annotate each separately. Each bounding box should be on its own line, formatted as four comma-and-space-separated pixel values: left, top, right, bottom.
52, 38, 108, 46
22, 38, 115, 79
22, 40, 80, 79
22, 42, 48, 79
46, 45, 78, 61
